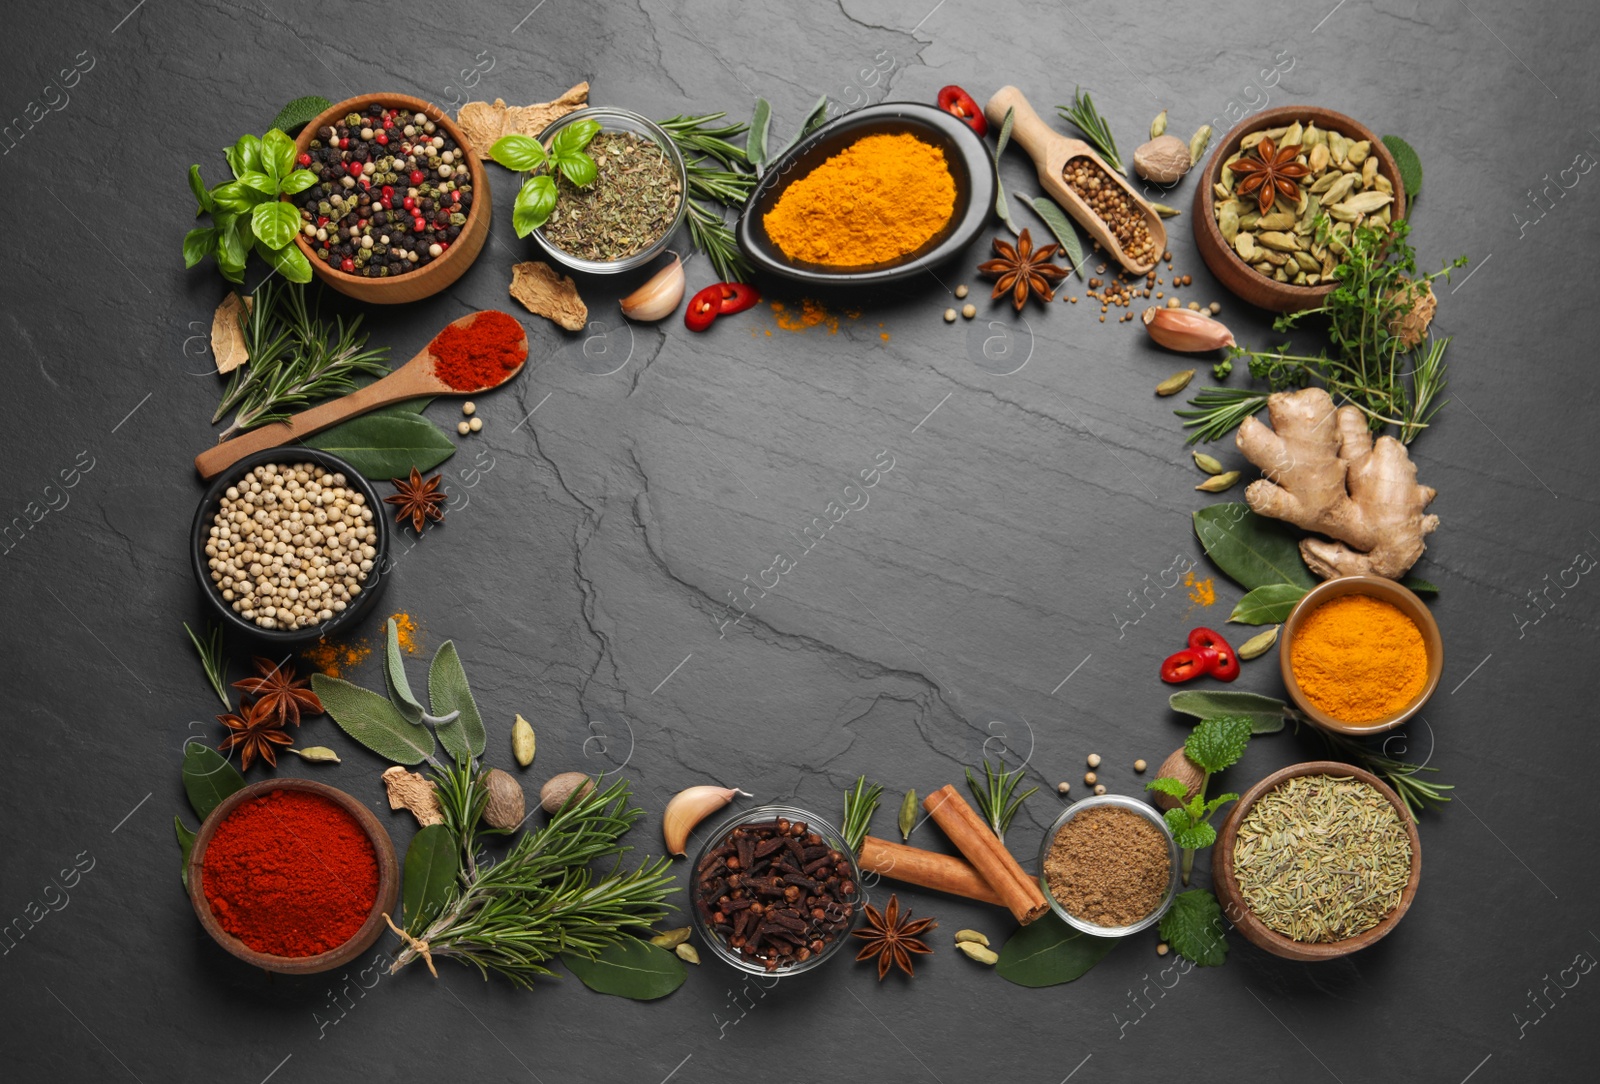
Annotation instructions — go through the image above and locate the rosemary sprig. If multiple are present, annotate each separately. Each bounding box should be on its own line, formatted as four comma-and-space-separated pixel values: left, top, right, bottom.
182, 621, 231, 708
1057, 87, 1124, 173
965, 759, 1038, 844
659, 113, 757, 283
1292, 719, 1453, 820
842, 775, 883, 854
1176, 387, 1270, 445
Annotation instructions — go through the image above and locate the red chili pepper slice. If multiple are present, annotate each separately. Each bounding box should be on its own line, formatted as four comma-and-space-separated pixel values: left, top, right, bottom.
1187, 627, 1229, 655
936, 85, 988, 138
1187, 626, 1239, 681
714, 282, 762, 315
1160, 649, 1210, 684
1208, 647, 1240, 682
685, 285, 722, 332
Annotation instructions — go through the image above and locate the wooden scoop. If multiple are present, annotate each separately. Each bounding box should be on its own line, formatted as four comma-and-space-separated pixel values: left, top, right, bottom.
984, 85, 1166, 275
194, 311, 527, 480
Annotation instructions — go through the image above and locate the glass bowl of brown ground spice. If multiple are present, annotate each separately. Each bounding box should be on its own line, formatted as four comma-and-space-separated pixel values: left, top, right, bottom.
1038, 795, 1180, 937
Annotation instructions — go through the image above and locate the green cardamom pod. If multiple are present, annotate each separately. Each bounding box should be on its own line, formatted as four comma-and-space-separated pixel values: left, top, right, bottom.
1150, 110, 1168, 139
954, 929, 991, 947
1195, 470, 1241, 493
1237, 625, 1280, 660
1155, 369, 1195, 397
955, 941, 999, 965
674, 943, 701, 964
898, 789, 917, 841
1189, 125, 1213, 165
288, 746, 341, 763
1149, 202, 1182, 217
511, 714, 536, 767
1192, 451, 1224, 475
649, 927, 691, 949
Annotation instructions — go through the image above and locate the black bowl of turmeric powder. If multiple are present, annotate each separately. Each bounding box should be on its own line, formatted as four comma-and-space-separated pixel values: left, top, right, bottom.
737, 102, 995, 284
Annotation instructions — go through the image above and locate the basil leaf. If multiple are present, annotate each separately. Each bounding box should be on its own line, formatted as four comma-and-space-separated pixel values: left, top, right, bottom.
384, 617, 425, 725
183, 227, 216, 269
216, 215, 248, 282
258, 237, 313, 283
280, 168, 318, 195
561, 939, 686, 1000
429, 640, 486, 760
175, 816, 197, 889
1159, 889, 1228, 966
188, 164, 213, 213
555, 150, 597, 187
1381, 135, 1423, 200
1029, 195, 1085, 280
402, 823, 458, 932
304, 412, 456, 478
747, 98, 771, 169
1193, 502, 1317, 592
995, 914, 1117, 987
271, 95, 332, 135
251, 200, 301, 250
209, 181, 256, 213
489, 134, 546, 171
512, 175, 559, 236
262, 128, 297, 181
1400, 575, 1438, 596
182, 742, 246, 821
237, 170, 278, 196
1229, 583, 1307, 625
551, 119, 601, 157
233, 133, 264, 175
1168, 689, 1290, 734
312, 674, 436, 764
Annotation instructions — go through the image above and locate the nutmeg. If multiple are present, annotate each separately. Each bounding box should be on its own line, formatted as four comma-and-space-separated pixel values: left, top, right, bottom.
539, 771, 595, 814
481, 768, 527, 831
1151, 747, 1205, 811
1133, 134, 1193, 185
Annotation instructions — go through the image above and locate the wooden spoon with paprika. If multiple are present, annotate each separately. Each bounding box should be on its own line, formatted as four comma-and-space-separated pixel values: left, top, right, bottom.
194, 310, 528, 480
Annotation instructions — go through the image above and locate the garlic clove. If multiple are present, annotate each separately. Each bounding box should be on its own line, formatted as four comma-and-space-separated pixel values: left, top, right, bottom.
619, 253, 685, 322
662, 785, 752, 856
1142, 306, 1236, 352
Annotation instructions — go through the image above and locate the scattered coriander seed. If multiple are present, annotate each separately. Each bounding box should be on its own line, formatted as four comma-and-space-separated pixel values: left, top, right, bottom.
1084, 771, 1098, 786
1057, 782, 1071, 795
1180, 274, 1192, 286
1093, 784, 1107, 796
463, 401, 477, 416
955, 284, 969, 299
1208, 302, 1222, 314
1086, 753, 1102, 769
1157, 942, 1170, 956
943, 308, 957, 323
457, 421, 471, 436
468, 417, 483, 433
1134, 759, 1148, 773
961, 303, 977, 319
1167, 297, 1180, 308
1188, 301, 1201, 311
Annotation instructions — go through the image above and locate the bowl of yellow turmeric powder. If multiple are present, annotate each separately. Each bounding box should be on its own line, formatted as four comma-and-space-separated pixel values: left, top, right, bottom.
736, 102, 995, 284
1279, 575, 1443, 735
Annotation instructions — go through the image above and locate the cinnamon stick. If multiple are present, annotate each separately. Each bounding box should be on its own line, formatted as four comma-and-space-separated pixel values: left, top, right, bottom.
923, 785, 1049, 925
857, 836, 1006, 907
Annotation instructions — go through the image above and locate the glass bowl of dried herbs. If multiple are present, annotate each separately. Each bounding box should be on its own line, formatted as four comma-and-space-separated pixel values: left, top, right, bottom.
532, 107, 687, 275
1037, 794, 1180, 937
690, 804, 862, 976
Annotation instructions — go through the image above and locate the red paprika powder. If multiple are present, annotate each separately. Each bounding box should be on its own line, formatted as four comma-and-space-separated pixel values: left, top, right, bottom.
430, 310, 528, 390
202, 789, 378, 957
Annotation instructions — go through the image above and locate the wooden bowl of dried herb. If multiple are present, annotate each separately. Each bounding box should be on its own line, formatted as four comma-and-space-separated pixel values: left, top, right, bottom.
1214, 761, 1421, 961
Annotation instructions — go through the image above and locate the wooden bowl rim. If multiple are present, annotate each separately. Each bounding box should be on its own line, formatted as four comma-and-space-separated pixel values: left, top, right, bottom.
288, 91, 490, 291
187, 776, 400, 974
1193, 105, 1406, 310
1278, 574, 1443, 735
1215, 759, 1422, 961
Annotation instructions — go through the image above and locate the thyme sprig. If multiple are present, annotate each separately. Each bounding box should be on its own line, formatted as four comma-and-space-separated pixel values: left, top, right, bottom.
1057, 87, 1124, 173
842, 775, 884, 854
183, 621, 231, 708
966, 759, 1038, 844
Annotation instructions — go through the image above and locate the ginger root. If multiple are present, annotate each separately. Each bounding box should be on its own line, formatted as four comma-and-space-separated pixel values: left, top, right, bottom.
1235, 387, 1438, 579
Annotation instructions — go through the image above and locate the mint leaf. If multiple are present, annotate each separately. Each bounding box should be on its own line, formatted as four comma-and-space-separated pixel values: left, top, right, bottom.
1160, 889, 1228, 967
1184, 715, 1252, 774
1170, 819, 1216, 852
1146, 777, 1190, 799
1204, 793, 1240, 817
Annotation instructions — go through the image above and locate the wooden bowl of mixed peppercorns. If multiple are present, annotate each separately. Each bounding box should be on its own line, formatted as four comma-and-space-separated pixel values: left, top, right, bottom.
287, 92, 492, 304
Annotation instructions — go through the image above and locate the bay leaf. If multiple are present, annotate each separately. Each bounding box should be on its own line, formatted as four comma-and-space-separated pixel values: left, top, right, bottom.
561, 939, 687, 1000
312, 673, 436, 764
403, 823, 459, 932
175, 816, 197, 889
1400, 575, 1439, 596
1029, 195, 1086, 280
1228, 583, 1307, 625
1193, 503, 1317, 592
995, 914, 1117, 987
385, 617, 425, 725
1168, 689, 1290, 734
305, 413, 455, 480
429, 640, 486, 761
182, 743, 246, 821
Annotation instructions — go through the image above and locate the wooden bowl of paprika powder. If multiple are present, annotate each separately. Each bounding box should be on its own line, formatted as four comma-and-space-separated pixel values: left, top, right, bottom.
188, 778, 399, 975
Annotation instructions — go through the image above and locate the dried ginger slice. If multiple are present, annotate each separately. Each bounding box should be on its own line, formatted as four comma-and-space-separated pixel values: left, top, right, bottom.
510, 261, 587, 332
382, 765, 444, 827
211, 292, 252, 374
456, 83, 590, 159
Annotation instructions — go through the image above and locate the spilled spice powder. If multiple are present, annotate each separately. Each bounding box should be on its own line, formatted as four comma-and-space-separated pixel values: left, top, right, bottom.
1185, 569, 1216, 608
303, 637, 372, 679
389, 611, 422, 653
772, 299, 838, 333
1043, 805, 1170, 927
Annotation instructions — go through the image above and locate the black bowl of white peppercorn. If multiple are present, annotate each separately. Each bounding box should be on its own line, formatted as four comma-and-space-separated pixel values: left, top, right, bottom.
191, 449, 391, 646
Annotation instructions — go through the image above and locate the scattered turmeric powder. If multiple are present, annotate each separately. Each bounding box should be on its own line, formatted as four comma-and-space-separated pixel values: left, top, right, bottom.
1184, 570, 1215, 608
301, 611, 421, 677
389, 611, 422, 654
772, 298, 839, 334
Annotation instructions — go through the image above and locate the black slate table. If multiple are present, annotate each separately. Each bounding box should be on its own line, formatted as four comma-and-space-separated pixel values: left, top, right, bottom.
5, 1, 1597, 1081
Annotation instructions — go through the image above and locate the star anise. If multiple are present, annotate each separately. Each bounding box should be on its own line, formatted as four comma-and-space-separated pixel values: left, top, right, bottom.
977, 228, 1069, 310
217, 697, 294, 771
1229, 136, 1312, 215
232, 656, 323, 727
385, 467, 447, 532
852, 894, 937, 980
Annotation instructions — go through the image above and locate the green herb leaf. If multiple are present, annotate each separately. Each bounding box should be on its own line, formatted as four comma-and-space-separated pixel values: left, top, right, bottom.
280, 168, 318, 195
304, 412, 456, 478
270, 95, 332, 135
552, 119, 602, 158
188, 164, 213, 214
1167, 813, 1216, 852
182, 743, 246, 821
1400, 576, 1439, 596
1029, 196, 1086, 279
312, 673, 436, 764
1159, 889, 1228, 966
1145, 777, 1190, 799
261, 128, 297, 181
1184, 715, 1253, 773
429, 640, 486, 761
236, 171, 275, 197
489, 134, 547, 171
1169, 689, 1290, 734
403, 823, 459, 932
747, 98, 771, 168
183, 227, 216, 269
217, 213, 250, 274
512, 175, 559, 237
994, 106, 1016, 156
175, 816, 197, 889
384, 617, 426, 725
250, 200, 302, 251
1381, 135, 1423, 200
1229, 583, 1307, 625
769, 95, 829, 161
1193, 503, 1317, 592
1204, 792, 1240, 817
209, 181, 256, 214
227, 133, 263, 177
995, 914, 1118, 987
256, 236, 313, 283
554, 150, 597, 187
561, 938, 687, 1000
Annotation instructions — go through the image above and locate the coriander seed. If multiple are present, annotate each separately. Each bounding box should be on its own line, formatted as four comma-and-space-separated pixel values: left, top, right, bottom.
1084, 771, 1097, 786
1086, 753, 1102, 769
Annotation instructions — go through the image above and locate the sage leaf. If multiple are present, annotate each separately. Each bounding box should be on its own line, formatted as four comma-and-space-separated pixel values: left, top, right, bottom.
1381, 135, 1422, 200
1159, 889, 1228, 966
403, 823, 459, 932
429, 640, 486, 761
1168, 689, 1290, 734
305, 412, 456, 479
1193, 503, 1317, 592
1400, 575, 1439, 596
1229, 583, 1307, 625
175, 816, 197, 889
182, 743, 245, 821
995, 914, 1117, 987
270, 95, 332, 135
747, 97, 771, 169
385, 617, 425, 725
1029, 195, 1086, 280
312, 674, 435, 764
562, 938, 687, 1000
992, 108, 1022, 235
769, 95, 829, 161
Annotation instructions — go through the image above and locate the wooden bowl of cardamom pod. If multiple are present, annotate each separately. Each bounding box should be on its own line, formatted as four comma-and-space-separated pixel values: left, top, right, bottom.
1193, 106, 1405, 312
